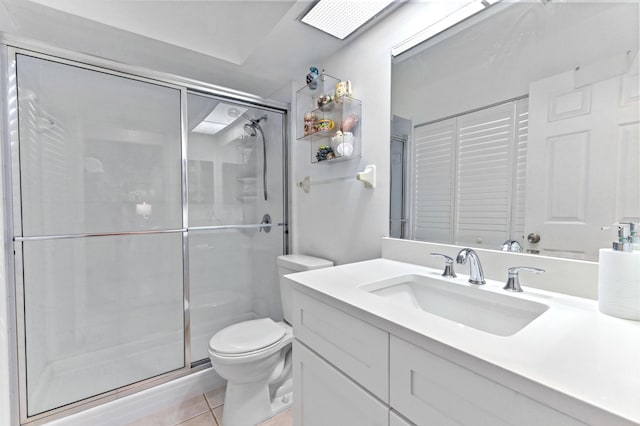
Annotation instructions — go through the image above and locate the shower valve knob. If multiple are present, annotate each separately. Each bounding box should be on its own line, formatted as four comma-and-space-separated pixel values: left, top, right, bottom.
260, 214, 272, 233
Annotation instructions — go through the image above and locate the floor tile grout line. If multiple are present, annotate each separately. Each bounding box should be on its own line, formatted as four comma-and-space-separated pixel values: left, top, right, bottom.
171, 395, 212, 426
173, 412, 210, 425
161, 394, 292, 426
213, 407, 220, 426
213, 407, 222, 424
204, 392, 221, 426
206, 400, 224, 410
212, 405, 223, 424
175, 410, 217, 426
204, 388, 225, 410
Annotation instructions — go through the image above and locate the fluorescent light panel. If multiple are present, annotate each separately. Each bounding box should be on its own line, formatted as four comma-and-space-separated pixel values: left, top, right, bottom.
193, 103, 247, 135
302, 0, 394, 40
192, 121, 227, 135
391, 0, 499, 57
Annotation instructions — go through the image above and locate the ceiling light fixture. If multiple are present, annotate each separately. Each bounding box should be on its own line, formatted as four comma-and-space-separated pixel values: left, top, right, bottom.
301, 0, 395, 40
193, 103, 247, 135
391, 0, 501, 57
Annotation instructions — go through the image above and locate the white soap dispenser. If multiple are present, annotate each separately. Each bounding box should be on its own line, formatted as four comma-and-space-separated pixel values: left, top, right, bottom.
598, 224, 640, 320
624, 222, 640, 252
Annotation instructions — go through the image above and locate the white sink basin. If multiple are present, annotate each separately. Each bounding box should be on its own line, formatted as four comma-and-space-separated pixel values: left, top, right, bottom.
360, 274, 549, 336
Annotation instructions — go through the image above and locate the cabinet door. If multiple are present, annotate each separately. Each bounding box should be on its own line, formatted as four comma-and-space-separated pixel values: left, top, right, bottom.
390, 336, 586, 426
293, 341, 388, 426
292, 291, 389, 402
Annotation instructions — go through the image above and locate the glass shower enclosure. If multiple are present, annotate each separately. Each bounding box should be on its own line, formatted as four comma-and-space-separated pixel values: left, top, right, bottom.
6, 49, 287, 421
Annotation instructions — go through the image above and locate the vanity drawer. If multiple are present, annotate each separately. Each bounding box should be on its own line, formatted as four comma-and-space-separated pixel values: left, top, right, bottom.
292, 290, 389, 402
390, 336, 585, 426
293, 341, 388, 426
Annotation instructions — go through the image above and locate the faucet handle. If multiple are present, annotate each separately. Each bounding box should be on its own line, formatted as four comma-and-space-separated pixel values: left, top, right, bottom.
508, 266, 545, 276
504, 267, 545, 292
501, 239, 523, 253
430, 253, 457, 278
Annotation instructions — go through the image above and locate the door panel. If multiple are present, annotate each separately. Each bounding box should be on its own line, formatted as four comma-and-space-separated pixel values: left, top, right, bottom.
186, 93, 285, 227
22, 233, 184, 416
526, 70, 639, 260
15, 54, 186, 417
186, 93, 286, 362
188, 227, 285, 362
16, 54, 182, 236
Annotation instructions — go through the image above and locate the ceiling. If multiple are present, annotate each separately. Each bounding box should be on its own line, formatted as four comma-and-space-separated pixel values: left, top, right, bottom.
26, 0, 300, 66
0, 0, 391, 101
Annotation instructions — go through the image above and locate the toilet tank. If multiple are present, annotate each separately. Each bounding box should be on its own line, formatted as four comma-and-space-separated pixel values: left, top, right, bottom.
277, 254, 333, 323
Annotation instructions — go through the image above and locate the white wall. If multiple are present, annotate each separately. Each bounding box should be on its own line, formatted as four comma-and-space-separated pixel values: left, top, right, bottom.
291, 2, 469, 265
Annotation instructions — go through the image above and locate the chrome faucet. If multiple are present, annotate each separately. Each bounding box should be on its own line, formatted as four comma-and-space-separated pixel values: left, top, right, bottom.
456, 248, 486, 285
500, 239, 523, 253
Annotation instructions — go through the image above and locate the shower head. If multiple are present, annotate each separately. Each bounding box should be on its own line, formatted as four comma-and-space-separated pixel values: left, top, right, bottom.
240, 113, 269, 201
242, 114, 267, 137
244, 122, 258, 137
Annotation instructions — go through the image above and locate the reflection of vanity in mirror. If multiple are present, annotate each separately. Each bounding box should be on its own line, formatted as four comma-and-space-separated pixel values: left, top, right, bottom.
391, 1, 639, 261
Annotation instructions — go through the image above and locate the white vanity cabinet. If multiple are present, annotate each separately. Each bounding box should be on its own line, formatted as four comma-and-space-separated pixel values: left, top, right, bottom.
291, 288, 603, 426
291, 290, 389, 425
293, 341, 388, 426
287, 257, 640, 426
390, 336, 586, 426
291, 290, 389, 401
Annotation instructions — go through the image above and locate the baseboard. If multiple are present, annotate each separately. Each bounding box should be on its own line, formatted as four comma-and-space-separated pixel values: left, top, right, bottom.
47, 367, 224, 426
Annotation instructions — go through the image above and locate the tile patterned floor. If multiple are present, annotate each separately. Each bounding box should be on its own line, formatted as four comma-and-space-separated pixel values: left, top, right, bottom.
128, 387, 292, 426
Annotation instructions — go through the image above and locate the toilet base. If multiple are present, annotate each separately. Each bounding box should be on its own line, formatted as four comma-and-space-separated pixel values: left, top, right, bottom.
209, 322, 294, 426
270, 377, 293, 414
222, 378, 292, 426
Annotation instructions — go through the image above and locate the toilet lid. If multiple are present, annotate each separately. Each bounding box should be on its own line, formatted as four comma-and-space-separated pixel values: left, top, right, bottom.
209, 318, 286, 355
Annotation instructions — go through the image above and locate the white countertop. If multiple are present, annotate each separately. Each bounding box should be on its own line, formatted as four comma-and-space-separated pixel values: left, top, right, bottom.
286, 258, 640, 425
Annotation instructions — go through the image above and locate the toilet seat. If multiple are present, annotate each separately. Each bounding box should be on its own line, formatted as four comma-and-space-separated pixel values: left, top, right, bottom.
209, 318, 286, 357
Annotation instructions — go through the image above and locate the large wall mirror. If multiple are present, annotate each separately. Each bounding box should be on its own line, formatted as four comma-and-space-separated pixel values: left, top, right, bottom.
390, 1, 639, 261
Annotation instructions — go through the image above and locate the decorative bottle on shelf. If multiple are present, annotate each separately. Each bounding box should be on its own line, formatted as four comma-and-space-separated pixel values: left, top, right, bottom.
306, 67, 320, 90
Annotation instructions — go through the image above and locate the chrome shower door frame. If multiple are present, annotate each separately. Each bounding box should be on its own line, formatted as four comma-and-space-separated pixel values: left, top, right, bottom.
1, 37, 290, 425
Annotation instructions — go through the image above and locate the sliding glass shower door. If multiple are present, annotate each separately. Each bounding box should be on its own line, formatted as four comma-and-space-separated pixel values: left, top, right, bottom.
9, 50, 288, 420
186, 93, 286, 362
15, 54, 185, 416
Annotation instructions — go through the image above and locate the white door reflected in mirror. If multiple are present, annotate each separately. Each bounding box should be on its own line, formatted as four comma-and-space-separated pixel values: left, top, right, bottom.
391, 1, 640, 261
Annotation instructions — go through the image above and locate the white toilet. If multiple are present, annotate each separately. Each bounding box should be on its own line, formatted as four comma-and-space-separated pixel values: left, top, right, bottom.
208, 254, 333, 426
